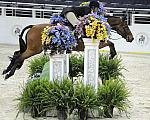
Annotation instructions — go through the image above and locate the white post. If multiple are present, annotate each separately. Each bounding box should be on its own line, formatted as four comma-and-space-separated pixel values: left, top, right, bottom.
83, 38, 99, 90
1, 8, 6, 16
32, 10, 36, 18
49, 54, 69, 81
64, 54, 69, 76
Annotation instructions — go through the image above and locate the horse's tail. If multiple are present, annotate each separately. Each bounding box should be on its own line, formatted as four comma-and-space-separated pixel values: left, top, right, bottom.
19, 25, 34, 53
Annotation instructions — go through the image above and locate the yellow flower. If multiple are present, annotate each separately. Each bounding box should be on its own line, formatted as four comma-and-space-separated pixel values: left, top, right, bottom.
41, 26, 51, 45
80, 2, 89, 6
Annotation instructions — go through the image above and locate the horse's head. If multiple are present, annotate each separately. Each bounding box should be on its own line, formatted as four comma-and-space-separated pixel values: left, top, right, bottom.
108, 16, 134, 42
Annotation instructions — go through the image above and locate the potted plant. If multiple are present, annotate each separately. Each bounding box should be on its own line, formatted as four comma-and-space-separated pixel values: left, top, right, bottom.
74, 81, 97, 120
51, 77, 75, 120
17, 78, 54, 118
28, 55, 49, 77
98, 54, 125, 84
69, 53, 84, 80
97, 78, 130, 118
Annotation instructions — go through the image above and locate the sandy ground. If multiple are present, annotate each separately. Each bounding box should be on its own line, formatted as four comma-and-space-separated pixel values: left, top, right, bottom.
0, 44, 150, 120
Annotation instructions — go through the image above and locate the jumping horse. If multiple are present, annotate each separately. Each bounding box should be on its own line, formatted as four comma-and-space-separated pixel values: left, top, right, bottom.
2, 16, 134, 79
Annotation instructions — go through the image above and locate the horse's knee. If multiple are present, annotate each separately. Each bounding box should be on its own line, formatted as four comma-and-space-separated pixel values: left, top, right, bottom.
107, 41, 117, 59
17, 60, 24, 69
107, 40, 115, 47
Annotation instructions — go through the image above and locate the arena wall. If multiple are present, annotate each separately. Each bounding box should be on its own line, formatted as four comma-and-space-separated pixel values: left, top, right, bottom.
0, 6, 150, 53
0, 15, 48, 45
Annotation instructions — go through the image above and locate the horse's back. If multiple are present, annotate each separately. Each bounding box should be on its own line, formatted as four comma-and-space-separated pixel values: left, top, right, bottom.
26, 23, 50, 53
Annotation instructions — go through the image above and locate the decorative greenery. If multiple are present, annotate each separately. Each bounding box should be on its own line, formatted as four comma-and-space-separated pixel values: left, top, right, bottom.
27, 53, 124, 83
17, 77, 130, 119
28, 55, 49, 77
69, 53, 84, 79
17, 78, 54, 118
51, 77, 75, 112
97, 78, 130, 118
74, 81, 97, 120
99, 53, 125, 84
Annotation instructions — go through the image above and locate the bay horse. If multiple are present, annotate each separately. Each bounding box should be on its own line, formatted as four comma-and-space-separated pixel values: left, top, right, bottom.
2, 16, 134, 80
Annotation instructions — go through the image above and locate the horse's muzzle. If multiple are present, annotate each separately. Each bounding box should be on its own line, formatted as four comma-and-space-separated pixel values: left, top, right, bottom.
127, 35, 134, 42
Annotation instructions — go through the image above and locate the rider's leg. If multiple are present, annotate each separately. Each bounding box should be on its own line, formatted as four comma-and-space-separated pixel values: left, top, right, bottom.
65, 12, 80, 27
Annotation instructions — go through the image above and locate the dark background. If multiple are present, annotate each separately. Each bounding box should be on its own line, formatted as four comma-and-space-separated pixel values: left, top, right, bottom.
1, 0, 150, 8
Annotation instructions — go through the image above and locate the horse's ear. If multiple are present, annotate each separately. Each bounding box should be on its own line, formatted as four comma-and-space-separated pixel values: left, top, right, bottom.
123, 8, 128, 21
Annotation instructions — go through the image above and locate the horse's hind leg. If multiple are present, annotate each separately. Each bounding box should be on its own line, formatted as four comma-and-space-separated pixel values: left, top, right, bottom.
4, 55, 24, 79
4, 64, 18, 80
2, 50, 20, 75
2, 61, 14, 75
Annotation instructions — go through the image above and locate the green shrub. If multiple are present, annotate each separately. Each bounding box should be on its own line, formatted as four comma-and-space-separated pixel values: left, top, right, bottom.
17, 78, 130, 119
69, 53, 84, 79
28, 55, 49, 77
99, 54, 125, 84
74, 81, 97, 120
69, 53, 125, 83
17, 78, 53, 118
51, 78, 75, 112
29, 53, 124, 84
97, 78, 130, 118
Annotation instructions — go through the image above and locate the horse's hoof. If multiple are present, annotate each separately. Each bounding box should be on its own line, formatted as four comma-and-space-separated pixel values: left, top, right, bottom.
4, 74, 10, 80
109, 52, 117, 60
2, 70, 7, 75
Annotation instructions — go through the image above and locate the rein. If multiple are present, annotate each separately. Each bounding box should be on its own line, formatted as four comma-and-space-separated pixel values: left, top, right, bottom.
109, 30, 123, 40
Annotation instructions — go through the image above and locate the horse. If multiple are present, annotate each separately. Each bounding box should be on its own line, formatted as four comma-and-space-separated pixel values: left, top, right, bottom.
2, 16, 134, 80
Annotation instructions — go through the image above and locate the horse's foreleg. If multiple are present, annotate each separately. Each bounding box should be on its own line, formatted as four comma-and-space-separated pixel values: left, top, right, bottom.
73, 39, 84, 51
99, 40, 117, 59
99, 42, 109, 49
107, 40, 117, 59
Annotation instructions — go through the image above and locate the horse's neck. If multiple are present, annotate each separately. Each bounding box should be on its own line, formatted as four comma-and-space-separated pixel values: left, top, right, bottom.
107, 16, 121, 27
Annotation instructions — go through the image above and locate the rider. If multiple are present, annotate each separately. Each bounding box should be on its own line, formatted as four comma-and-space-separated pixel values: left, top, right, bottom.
60, 1, 117, 59
60, 1, 100, 29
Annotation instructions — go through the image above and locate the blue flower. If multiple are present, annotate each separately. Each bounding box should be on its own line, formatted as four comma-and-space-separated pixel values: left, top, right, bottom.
98, 3, 105, 15
52, 37, 58, 44
45, 15, 77, 54
50, 15, 65, 24
99, 15, 107, 22
55, 31, 60, 38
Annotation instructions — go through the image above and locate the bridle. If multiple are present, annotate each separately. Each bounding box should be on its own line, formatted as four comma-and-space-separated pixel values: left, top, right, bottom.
112, 18, 132, 40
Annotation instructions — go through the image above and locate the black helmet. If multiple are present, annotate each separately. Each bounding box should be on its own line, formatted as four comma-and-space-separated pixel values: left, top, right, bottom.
89, 1, 99, 8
